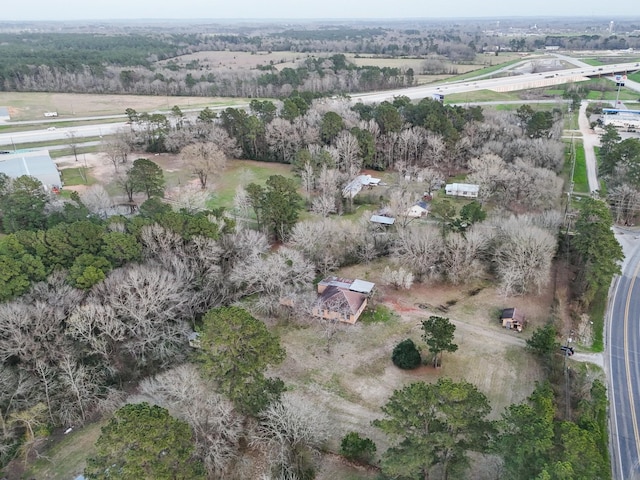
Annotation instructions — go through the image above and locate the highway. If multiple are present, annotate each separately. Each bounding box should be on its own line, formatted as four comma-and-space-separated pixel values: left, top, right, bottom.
0, 60, 638, 148
609, 231, 640, 480
0, 122, 126, 148
351, 61, 640, 103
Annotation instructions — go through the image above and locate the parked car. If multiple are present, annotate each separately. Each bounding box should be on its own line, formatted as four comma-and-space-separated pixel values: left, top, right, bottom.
560, 345, 575, 356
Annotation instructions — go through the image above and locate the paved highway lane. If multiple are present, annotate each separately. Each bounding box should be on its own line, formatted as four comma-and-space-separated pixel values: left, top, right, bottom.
0, 122, 127, 147
609, 233, 640, 479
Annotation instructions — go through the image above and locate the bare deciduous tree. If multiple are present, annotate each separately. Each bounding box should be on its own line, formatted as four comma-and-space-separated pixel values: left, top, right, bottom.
80, 185, 113, 217
254, 393, 330, 480
181, 142, 227, 190
441, 226, 491, 285
135, 364, 243, 478
382, 266, 414, 290
230, 247, 315, 314
392, 225, 445, 281
493, 217, 557, 295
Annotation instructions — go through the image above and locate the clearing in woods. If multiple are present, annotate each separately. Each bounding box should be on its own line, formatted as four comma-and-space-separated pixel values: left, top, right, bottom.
48, 152, 562, 480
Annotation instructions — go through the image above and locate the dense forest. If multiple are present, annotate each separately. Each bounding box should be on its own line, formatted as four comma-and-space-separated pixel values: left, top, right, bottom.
1, 19, 639, 96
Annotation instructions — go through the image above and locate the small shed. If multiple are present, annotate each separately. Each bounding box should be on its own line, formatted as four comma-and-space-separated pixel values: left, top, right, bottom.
370, 215, 395, 226
445, 183, 479, 198
500, 308, 526, 332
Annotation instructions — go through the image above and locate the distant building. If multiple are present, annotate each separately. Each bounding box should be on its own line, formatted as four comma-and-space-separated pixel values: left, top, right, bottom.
445, 183, 479, 198
0, 107, 10, 122
0, 150, 62, 190
313, 277, 376, 324
370, 214, 395, 226
342, 174, 381, 199
405, 200, 430, 218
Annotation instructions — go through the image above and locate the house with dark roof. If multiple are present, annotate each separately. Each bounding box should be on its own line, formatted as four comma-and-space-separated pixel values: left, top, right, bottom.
405, 200, 430, 218
313, 276, 375, 324
500, 308, 526, 332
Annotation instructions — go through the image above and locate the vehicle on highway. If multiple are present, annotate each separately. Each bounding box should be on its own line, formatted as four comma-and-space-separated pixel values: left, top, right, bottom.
47, 127, 56, 131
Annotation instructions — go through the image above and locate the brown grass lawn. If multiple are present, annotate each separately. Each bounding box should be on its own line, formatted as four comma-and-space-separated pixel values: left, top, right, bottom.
0, 92, 249, 121
273, 258, 552, 480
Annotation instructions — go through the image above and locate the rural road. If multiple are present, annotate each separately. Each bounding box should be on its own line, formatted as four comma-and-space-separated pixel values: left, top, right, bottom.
607, 229, 640, 480
578, 100, 601, 193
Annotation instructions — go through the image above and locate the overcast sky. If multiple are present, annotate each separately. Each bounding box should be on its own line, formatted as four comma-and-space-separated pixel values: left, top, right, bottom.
3, 0, 636, 21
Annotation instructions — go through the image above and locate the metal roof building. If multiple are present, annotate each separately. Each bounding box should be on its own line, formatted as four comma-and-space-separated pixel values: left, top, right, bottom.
0, 107, 10, 122
0, 150, 62, 190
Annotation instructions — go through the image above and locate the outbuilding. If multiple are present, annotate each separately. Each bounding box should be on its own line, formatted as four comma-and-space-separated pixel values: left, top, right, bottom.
445, 183, 479, 198
0, 150, 62, 191
0, 149, 62, 191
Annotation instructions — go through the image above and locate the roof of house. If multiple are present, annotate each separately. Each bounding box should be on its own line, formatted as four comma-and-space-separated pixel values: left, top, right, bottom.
445, 183, 479, 193
501, 308, 526, 322
319, 276, 354, 290
349, 279, 376, 294
370, 214, 395, 225
319, 285, 367, 315
318, 276, 376, 294
0, 150, 61, 189
342, 174, 382, 198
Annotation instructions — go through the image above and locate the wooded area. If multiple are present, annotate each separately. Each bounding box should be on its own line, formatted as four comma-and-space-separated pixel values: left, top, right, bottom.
0, 18, 634, 480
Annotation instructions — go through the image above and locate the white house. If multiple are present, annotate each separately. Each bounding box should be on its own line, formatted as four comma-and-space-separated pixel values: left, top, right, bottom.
405, 200, 429, 218
445, 183, 479, 198
342, 174, 381, 199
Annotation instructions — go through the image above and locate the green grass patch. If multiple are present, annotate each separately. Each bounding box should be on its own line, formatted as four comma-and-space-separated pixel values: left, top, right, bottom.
581, 58, 605, 66
588, 287, 607, 352
445, 58, 523, 81
444, 89, 522, 103
572, 142, 589, 194
60, 166, 96, 186
206, 160, 295, 209
23, 421, 104, 479
629, 72, 640, 83
359, 304, 398, 325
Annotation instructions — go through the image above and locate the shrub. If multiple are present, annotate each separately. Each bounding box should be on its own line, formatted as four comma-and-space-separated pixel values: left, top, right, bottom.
392, 338, 421, 369
340, 432, 377, 463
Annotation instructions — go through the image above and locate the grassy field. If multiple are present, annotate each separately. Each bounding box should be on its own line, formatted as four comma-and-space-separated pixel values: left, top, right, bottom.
444, 89, 524, 103
0, 92, 251, 121
629, 72, 640, 83
60, 166, 97, 187
205, 159, 296, 210
21, 421, 104, 479
572, 142, 589, 194
581, 58, 605, 66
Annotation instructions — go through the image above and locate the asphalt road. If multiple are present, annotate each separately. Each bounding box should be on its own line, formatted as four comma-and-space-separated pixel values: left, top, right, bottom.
608, 230, 640, 480
351, 61, 640, 103
1, 60, 637, 148
0, 122, 127, 148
